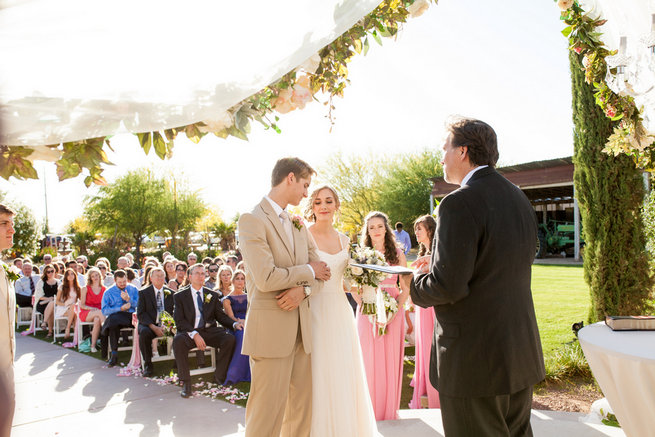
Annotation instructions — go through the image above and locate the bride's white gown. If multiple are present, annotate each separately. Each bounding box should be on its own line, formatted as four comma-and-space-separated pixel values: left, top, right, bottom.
310, 233, 379, 437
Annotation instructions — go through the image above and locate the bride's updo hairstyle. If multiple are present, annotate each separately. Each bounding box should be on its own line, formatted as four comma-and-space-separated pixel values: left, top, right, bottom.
360, 211, 399, 265
303, 185, 340, 223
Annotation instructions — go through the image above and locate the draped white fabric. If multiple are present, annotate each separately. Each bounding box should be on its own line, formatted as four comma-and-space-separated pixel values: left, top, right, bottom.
580, 0, 655, 133
0, 0, 381, 146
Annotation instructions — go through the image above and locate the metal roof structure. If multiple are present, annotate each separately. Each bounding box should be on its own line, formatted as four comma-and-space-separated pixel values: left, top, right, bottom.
431, 156, 574, 205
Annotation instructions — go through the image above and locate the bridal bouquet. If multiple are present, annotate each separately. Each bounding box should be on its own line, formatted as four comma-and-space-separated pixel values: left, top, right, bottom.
376, 290, 399, 336
344, 245, 389, 316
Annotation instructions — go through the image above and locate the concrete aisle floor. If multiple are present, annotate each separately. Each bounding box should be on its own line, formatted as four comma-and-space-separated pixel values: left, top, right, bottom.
12, 335, 624, 437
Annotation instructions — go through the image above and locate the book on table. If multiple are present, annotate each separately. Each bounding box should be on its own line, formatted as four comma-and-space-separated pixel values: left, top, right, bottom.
605, 315, 655, 331
351, 263, 414, 275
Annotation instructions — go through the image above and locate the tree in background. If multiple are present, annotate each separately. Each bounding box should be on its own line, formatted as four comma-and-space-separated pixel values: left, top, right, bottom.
0, 190, 42, 258
68, 216, 94, 256
319, 153, 383, 236
159, 175, 207, 251
570, 51, 653, 321
377, 149, 442, 236
319, 149, 442, 239
213, 218, 238, 251
85, 169, 168, 262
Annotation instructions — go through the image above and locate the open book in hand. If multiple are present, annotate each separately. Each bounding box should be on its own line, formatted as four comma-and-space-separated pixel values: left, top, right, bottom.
351, 263, 414, 275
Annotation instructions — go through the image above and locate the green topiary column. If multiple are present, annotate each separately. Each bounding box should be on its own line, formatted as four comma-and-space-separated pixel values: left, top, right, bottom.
570, 51, 653, 322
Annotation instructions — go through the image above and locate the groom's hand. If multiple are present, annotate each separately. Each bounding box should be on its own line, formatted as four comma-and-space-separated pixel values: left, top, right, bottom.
310, 261, 331, 281
276, 287, 304, 311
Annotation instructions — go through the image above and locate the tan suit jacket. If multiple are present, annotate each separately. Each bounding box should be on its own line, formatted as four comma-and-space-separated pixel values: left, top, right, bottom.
238, 198, 320, 358
0, 261, 16, 387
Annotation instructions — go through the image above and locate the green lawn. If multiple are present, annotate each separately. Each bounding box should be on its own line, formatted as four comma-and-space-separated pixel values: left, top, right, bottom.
531, 264, 590, 357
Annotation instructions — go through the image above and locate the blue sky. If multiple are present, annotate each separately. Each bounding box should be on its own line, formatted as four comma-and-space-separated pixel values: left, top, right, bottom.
0, 0, 573, 232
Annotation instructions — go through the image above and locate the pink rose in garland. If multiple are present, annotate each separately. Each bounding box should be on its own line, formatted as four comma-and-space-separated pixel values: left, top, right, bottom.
557, 0, 574, 10
291, 76, 312, 110
273, 88, 295, 114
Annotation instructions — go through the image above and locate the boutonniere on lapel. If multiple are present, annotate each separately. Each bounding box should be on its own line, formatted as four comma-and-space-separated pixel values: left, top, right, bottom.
163, 289, 171, 297
291, 215, 304, 231
2, 263, 20, 282
204, 293, 213, 304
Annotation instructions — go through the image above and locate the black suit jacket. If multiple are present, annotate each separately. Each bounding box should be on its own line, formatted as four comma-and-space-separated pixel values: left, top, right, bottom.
411, 167, 545, 397
173, 285, 234, 334
137, 284, 175, 327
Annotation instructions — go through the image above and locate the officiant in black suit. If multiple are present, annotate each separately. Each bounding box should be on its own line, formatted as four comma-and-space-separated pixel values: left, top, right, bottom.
401, 117, 545, 436
136, 267, 175, 377
173, 263, 241, 398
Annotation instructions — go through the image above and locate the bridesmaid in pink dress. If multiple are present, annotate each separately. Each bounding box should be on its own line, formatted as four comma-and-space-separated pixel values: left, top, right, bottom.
356, 211, 409, 421
409, 215, 440, 409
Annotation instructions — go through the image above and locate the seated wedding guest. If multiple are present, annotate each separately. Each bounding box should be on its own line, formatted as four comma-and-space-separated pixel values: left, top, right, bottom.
97, 261, 115, 287
55, 262, 66, 280
212, 256, 224, 267
76, 263, 85, 276
76, 255, 89, 271
409, 214, 440, 409
137, 267, 174, 377
126, 268, 142, 288
223, 270, 250, 385
163, 258, 177, 284
204, 263, 219, 290
13, 258, 23, 273
140, 265, 155, 288
173, 263, 239, 398
201, 257, 212, 266
79, 267, 106, 353
162, 251, 171, 262
225, 255, 238, 272
116, 256, 130, 271
34, 266, 60, 336
126, 253, 140, 270
216, 265, 233, 297
100, 270, 139, 367
14, 262, 39, 307
187, 252, 198, 266
65, 260, 86, 287
55, 268, 81, 339
235, 261, 245, 274
168, 262, 187, 291
42, 254, 53, 266
31, 265, 39, 276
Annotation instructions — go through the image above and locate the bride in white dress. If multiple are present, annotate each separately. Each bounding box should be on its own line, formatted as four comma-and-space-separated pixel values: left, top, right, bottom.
305, 185, 379, 437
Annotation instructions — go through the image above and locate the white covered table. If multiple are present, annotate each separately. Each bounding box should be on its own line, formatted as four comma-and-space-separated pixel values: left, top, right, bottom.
578, 322, 655, 437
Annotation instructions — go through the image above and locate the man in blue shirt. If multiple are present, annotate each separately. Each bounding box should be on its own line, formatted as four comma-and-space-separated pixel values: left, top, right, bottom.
394, 222, 412, 255
101, 269, 139, 367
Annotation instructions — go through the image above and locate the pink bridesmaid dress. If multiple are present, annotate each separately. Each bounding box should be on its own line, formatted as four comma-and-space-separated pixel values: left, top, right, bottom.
409, 305, 440, 409
357, 269, 405, 421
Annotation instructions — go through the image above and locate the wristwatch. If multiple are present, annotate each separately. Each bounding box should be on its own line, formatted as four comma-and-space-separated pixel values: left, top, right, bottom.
303, 286, 311, 298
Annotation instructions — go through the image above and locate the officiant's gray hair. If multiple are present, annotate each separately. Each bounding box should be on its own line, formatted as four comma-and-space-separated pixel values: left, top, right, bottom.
304, 185, 340, 222
271, 157, 316, 187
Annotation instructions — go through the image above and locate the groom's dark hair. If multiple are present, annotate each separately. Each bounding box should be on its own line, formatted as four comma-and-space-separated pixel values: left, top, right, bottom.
271, 157, 316, 187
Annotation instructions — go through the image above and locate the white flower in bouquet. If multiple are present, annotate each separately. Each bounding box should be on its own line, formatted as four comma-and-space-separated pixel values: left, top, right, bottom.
351, 266, 364, 276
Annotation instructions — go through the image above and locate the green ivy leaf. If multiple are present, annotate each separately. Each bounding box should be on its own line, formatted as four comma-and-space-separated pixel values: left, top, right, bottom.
363, 37, 370, 56
372, 30, 383, 46
137, 132, 152, 155
562, 26, 573, 37
152, 132, 168, 160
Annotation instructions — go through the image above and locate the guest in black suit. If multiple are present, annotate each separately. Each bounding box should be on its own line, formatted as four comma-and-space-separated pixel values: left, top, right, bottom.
173, 263, 241, 398
136, 267, 175, 377
402, 117, 545, 437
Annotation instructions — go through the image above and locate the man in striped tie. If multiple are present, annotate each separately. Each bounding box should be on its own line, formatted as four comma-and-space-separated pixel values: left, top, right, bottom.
14, 261, 38, 308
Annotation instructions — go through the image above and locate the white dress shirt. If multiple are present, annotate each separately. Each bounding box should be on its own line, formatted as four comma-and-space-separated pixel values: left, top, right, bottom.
461, 165, 488, 186
14, 274, 39, 297
188, 285, 204, 339
264, 196, 315, 278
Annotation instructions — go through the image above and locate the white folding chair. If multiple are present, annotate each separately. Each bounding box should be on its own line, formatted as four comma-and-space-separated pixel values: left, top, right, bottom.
16, 306, 32, 328
52, 306, 70, 343
110, 327, 135, 353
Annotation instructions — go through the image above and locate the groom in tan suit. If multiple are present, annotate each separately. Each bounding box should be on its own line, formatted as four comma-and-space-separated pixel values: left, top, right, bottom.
238, 158, 330, 437
0, 203, 17, 437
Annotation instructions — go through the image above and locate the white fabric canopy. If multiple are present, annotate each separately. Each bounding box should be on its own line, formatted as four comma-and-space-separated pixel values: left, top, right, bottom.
0, 0, 380, 146
580, 0, 655, 133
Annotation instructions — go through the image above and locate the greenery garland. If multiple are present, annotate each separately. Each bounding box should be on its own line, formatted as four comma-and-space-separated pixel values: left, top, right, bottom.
0, 0, 436, 186
557, 0, 655, 169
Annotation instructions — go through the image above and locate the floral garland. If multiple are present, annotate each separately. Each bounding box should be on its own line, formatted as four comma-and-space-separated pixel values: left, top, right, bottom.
0, 0, 436, 186
557, 0, 655, 169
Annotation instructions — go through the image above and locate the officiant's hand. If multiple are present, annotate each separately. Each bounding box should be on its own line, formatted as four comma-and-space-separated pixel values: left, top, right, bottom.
411, 256, 430, 274
276, 287, 304, 311
193, 333, 207, 351
310, 261, 331, 281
